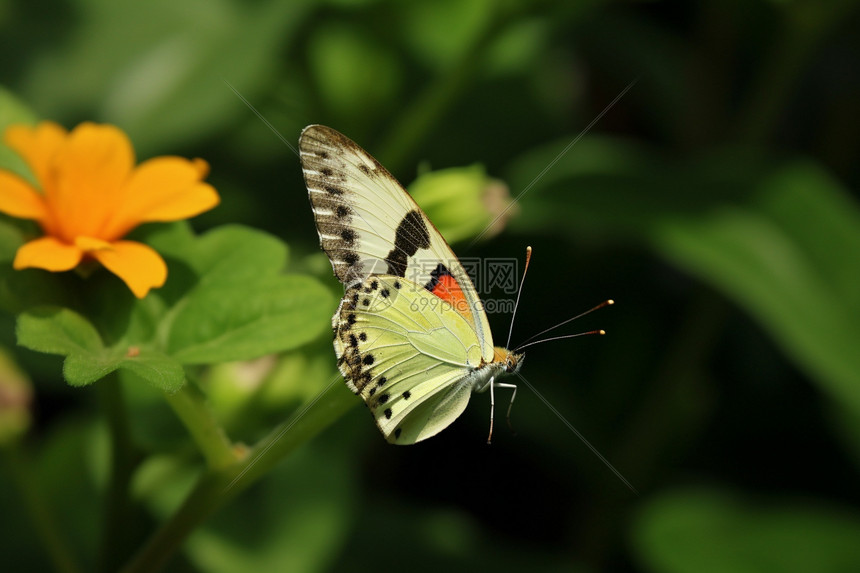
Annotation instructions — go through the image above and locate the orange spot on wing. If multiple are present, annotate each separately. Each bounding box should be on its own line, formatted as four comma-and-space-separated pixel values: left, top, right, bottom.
430, 274, 473, 323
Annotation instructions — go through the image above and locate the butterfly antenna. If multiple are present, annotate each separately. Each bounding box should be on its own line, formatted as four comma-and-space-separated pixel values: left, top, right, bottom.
506, 246, 533, 350
514, 299, 614, 352
515, 330, 605, 351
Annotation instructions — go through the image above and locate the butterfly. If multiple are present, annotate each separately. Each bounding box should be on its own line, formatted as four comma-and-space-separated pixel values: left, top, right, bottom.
300, 125, 523, 445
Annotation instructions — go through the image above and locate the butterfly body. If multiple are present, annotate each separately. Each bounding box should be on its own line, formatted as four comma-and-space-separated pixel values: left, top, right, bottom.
301, 125, 522, 444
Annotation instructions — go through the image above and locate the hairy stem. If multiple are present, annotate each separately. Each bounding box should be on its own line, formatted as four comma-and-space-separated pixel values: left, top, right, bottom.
121, 380, 354, 573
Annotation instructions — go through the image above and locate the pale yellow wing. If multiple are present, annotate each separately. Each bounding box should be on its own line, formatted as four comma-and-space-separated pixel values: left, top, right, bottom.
334, 275, 484, 444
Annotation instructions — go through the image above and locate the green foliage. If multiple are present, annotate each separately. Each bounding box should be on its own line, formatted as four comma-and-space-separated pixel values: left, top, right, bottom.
11, 225, 333, 390
17, 306, 182, 389
653, 164, 860, 416
21, 0, 316, 154
0, 0, 858, 572
509, 143, 860, 416
633, 488, 860, 573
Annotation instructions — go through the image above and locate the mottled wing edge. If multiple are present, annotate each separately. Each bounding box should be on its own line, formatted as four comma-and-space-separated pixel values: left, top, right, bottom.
300, 124, 406, 285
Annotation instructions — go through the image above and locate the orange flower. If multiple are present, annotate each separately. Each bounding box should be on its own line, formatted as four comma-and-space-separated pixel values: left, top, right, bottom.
0, 121, 219, 298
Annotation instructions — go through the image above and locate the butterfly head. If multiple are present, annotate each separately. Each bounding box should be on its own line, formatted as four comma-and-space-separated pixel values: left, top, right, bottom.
493, 346, 524, 375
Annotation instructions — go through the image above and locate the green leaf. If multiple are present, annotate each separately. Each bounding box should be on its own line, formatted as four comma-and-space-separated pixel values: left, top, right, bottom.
753, 164, 860, 312
109, 348, 186, 392
508, 140, 860, 418
632, 488, 860, 573
156, 224, 289, 284
151, 224, 331, 363
22, 0, 315, 154
651, 164, 860, 417
506, 136, 719, 240
16, 307, 185, 390
167, 275, 334, 364
17, 307, 104, 357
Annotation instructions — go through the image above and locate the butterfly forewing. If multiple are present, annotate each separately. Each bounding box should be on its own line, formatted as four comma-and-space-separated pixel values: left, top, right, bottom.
300, 125, 494, 358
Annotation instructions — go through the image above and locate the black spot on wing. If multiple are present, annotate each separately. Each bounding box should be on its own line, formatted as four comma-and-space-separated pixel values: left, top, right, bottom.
342, 252, 359, 266
394, 427, 402, 439
384, 210, 431, 277
424, 263, 452, 291
384, 408, 392, 420
386, 252, 408, 278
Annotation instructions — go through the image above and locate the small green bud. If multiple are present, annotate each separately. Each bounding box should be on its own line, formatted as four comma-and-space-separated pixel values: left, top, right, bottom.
409, 164, 518, 244
0, 347, 32, 445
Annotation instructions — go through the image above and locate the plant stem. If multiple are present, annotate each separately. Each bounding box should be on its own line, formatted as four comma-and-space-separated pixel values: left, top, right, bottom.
120, 380, 354, 573
97, 376, 142, 573
163, 380, 237, 470
2, 445, 83, 573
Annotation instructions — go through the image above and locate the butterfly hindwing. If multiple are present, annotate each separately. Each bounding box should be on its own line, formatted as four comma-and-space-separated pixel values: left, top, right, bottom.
333, 275, 483, 444
300, 125, 494, 359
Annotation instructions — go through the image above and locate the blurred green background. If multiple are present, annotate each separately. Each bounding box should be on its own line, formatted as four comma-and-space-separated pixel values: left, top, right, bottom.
2, 0, 860, 571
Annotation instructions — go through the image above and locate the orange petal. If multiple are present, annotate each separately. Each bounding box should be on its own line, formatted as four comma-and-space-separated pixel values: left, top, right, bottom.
88, 240, 167, 298
0, 170, 48, 220
74, 236, 113, 251
13, 237, 83, 271
4, 122, 68, 188
49, 123, 136, 241
102, 156, 219, 239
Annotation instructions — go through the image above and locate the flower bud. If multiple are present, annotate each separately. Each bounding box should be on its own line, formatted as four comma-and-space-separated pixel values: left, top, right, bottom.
409, 165, 518, 243
0, 348, 32, 445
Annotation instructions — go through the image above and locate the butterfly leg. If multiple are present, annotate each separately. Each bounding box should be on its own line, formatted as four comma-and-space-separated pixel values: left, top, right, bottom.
487, 379, 518, 444
487, 376, 496, 444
